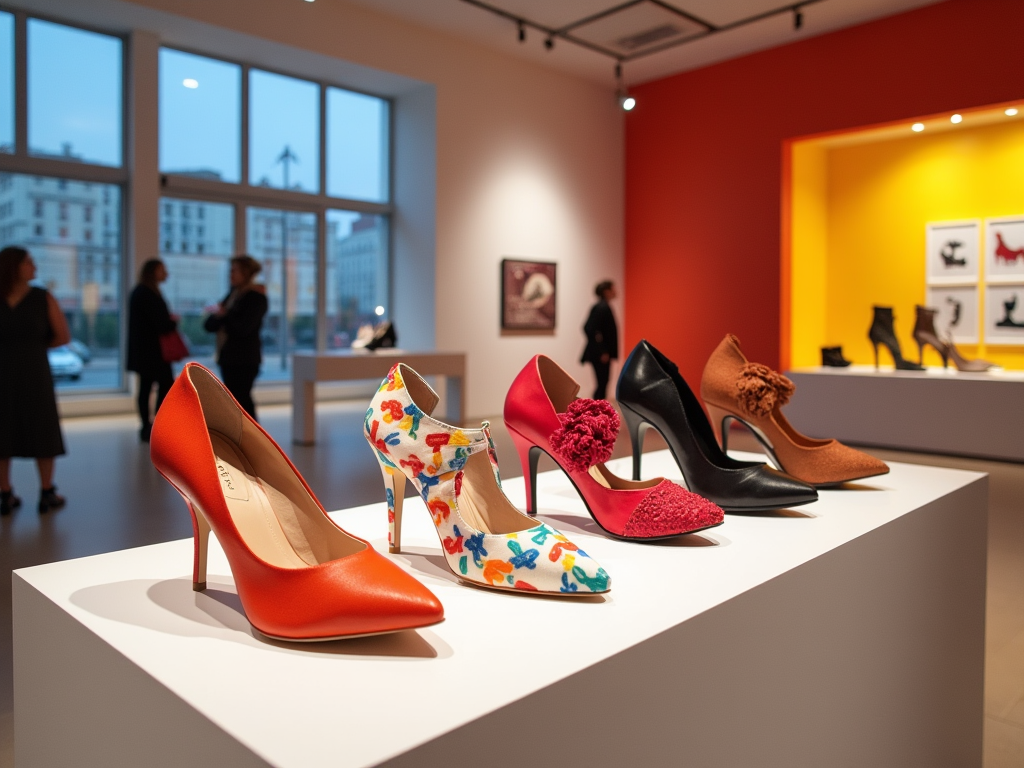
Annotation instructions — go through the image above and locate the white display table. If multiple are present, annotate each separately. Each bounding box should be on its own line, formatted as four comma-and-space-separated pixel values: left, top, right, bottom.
785, 365, 1024, 461
291, 350, 466, 445
14, 451, 986, 768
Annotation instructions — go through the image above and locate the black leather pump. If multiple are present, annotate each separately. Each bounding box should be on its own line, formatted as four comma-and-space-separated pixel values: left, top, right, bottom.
616, 340, 818, 512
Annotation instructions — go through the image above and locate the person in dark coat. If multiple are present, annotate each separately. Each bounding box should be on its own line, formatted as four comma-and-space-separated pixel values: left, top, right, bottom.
127, 259, 177, 442
0, 246, 71, 514
204, 255, 267, 420
581, 280, 619, 400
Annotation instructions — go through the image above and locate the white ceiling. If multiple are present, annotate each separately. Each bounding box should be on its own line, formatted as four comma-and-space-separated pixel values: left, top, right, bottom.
343, 0, 945, 86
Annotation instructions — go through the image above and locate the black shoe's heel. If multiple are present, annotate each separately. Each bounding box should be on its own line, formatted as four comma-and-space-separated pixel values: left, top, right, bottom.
619, 404, 651, 481
38, 486, 65, 514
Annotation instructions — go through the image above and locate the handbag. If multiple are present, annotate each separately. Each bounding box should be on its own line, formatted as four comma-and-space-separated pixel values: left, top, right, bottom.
159, 330, 189, 363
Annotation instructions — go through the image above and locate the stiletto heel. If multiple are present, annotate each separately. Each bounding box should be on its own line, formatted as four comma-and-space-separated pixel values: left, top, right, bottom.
187, 501, 211, 591
366, 363, 609, 594
701, 335, 889, 487
151, 363, 443, 640
618, 404, 650, 481
376, 460, 406, 553
872, 341, 879, 369
916, 340, 925, 366
507, 427, 542, 515
505, 355, 723, 540
704, 403, 731, 450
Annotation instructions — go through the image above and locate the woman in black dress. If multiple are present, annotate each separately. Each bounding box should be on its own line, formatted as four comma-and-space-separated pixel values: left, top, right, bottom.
127, 259, 177, 442
0, 247, 71, 514
204, 255, 267, 420
581, 280, 619, 400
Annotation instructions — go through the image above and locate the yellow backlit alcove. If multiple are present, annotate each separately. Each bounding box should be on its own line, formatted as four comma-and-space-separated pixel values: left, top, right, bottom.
786, 106, 1024, 371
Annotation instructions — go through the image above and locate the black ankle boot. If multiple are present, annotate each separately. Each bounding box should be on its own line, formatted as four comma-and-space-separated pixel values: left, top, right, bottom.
38, 486, 66, 513
1, 489, 21, 516
821, 346, 851, 367
868, 306, 924, 371
365, 321, 397, 351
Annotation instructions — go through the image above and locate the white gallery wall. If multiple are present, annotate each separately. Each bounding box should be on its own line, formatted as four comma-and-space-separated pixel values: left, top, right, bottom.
17, 0, 624, 418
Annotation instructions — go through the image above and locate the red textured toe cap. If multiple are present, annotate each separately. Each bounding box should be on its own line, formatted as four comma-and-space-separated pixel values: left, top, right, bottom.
622, 482, 724, 538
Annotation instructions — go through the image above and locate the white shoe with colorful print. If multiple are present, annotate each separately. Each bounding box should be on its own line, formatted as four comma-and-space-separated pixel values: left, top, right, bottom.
365, 364, 611, 595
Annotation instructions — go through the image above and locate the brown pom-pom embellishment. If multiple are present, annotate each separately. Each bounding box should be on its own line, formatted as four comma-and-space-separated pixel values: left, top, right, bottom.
735, 363, 795, 417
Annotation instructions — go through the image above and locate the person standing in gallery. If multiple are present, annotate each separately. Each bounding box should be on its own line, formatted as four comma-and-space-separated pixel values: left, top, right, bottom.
581, 279, 619, 400
204, 255, 267, 420
127, 259, 178, 442
0, 246, 70, 514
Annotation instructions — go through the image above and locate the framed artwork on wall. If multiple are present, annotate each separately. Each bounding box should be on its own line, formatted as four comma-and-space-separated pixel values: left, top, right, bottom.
501, 258, 557, 331
984, 216, 1024, 283
925, 220, 979, 285
984, 284, 1024, 345
925, 285, 980, 344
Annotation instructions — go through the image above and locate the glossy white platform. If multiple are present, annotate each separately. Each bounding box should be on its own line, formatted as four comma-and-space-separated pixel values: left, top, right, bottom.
786, 365, 1024, 461
13, 451, 987, 768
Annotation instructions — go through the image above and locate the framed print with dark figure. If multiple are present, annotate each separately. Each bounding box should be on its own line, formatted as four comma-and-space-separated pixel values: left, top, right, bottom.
926, 220, 979, 285
501, 259, 556, 331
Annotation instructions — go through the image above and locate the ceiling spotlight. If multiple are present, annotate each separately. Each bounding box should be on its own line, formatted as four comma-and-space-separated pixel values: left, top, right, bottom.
620, 95, 636, 111
912, 123, 925, 132
793, 7, 803, 30
1006, 108, 1019, 116
544, 35, 554, 50
518, 21, 525, 43
375, 305, 385, 316
951, 113, 963, 124
182, 78, 198, 89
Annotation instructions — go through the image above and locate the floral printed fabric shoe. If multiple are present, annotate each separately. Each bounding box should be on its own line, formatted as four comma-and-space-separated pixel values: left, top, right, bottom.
365, 364, 611, 595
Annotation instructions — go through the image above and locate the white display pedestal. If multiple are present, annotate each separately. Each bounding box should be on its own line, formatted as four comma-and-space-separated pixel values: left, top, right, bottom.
14, 451, 987, 768
291, 350, 466, 445
785, 365, 1024, 461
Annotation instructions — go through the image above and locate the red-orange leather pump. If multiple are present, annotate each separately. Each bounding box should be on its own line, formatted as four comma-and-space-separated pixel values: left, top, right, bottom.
150, 363, 443, 641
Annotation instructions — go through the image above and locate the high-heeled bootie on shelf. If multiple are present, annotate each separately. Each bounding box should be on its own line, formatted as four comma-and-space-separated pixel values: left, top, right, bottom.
700, 335, 889, 487
151, 363, 443, 641
912, 306, 949, 367
617, 340, 817, 512
504, 355, 724, 540
366, 364, 610, 595
868, 306, 924, 371
820, 346, 851, 367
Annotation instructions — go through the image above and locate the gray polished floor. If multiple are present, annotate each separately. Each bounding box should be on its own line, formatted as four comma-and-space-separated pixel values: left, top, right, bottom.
0, 402, 1020, 767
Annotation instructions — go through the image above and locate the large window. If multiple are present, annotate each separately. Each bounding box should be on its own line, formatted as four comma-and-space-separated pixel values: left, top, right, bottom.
158, 197, 235, 368
159, 47, 392, 384
0, 11, 12, 154
28, 19, 122, 166
158, 49, 241, 182
0, 14, 125, 392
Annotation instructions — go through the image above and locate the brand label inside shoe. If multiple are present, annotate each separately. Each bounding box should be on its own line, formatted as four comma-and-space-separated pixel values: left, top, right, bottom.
216, 461, 249, 502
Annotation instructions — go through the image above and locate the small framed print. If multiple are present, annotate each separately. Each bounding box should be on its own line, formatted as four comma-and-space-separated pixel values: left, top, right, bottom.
925, 285, 980, 344
984, 216, 1024, 283
984, 284, 1024, 345
926, 220, 979, 285
500, 258, 556, 331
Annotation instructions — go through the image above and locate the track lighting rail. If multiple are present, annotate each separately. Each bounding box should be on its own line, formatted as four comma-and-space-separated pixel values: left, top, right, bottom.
460, 0, 826, 63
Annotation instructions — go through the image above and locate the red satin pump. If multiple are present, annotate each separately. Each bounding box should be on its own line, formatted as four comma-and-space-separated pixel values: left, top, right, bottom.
150, 363, 443, 641
503, 355, 724, 540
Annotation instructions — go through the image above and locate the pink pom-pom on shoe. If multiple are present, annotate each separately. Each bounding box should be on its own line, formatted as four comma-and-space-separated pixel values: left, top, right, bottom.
549, 399, 620, 473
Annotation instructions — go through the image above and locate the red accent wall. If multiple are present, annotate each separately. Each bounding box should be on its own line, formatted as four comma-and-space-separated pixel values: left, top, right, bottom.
625, 0, 1024, 384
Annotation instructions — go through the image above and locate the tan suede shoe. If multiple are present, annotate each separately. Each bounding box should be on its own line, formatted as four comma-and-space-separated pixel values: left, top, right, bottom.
700, 335, 889, 487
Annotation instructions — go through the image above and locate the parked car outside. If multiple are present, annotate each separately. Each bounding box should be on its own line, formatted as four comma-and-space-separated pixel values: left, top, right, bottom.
48, 345, 84, 380
66, 339, 91, 363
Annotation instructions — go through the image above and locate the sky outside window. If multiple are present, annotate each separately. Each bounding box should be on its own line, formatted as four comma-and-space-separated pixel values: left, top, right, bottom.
327, 88, 389, 203
249, 70, 319, 193
0, 12, 13, 153
159, 49, 241, 182
27, 19, 122, 166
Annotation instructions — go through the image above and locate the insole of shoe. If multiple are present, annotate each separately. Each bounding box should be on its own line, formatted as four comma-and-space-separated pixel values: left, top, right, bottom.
457, 450, 535, 535
208, 431, 311, 569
